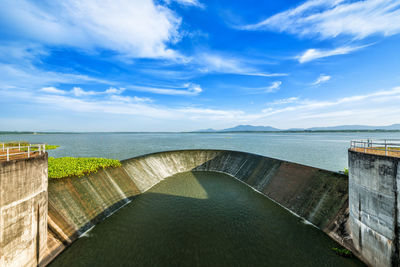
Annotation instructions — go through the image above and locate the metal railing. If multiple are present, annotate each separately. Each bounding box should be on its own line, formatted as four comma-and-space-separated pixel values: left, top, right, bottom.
350, 139, 400, 156
0, 143, 46, 161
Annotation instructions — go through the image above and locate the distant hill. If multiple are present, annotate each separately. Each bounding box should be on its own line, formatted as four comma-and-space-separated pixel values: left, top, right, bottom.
195, 124, 400, 132
222, 125, 280, 132
196, 128, 218, 132
308, 124, 400, 131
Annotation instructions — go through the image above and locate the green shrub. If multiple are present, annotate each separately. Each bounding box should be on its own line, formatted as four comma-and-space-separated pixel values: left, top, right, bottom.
48, 157, 121, 179
344, 168, 349, 176
332, 247, 353, 258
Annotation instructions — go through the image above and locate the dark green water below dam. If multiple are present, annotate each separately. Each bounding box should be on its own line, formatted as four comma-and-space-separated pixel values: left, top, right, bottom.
49, 171, 364, 267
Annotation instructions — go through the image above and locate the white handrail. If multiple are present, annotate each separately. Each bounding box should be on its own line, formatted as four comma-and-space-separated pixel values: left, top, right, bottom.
0, 143, 47, 161
350, 139, 400, 156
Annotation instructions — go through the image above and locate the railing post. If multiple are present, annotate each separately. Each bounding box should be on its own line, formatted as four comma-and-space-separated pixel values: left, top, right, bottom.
43, 144, 46, 153
39, 145, 41, 155
18, 142, 20, 151
385, 140, 388, 156
28, 146, 30, 158
6, 148, 9, 161
364, 142, 366, 153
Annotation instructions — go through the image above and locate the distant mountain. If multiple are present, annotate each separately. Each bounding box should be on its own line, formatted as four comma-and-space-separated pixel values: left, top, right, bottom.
222, 125, 280, 132
196, 128, 218, 132
308, 124, 400, 131
195, 123, 400, 132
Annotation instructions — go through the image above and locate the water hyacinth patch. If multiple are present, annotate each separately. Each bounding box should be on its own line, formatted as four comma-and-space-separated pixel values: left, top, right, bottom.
48, 157, 121, 178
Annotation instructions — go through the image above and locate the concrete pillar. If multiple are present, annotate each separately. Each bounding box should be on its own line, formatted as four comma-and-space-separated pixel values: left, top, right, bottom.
348, 150, 399, 267
0, 153, 48, 267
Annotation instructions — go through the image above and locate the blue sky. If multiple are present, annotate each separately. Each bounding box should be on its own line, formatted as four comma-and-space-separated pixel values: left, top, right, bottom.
1, 0, 400, 131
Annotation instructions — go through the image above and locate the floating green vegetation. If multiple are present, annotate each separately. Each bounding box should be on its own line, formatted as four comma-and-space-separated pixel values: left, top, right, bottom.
332, 247, 353, 258
48, 157, 121, 179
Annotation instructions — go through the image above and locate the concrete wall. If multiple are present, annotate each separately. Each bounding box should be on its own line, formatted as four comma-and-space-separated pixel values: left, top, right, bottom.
46, 150, 352, 265
349, 150, 400, 267
0, 154, 48, 267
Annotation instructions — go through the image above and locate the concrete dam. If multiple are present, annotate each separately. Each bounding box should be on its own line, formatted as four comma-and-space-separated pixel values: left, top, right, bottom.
4, 145, 399, 266
49, 150, 354, 265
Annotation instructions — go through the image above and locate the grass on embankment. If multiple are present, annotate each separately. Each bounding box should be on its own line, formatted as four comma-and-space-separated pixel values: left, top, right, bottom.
48, 157, 121, 179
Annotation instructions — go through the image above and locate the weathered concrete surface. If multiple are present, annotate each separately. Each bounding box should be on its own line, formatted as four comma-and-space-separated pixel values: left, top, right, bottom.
46, 150, 352, 265
349, 150, 400, 267
0, 153, 48, 267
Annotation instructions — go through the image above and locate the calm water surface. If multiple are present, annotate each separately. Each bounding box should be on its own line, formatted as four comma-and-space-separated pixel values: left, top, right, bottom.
1, 132, 400, 171
49, 171, 364, 267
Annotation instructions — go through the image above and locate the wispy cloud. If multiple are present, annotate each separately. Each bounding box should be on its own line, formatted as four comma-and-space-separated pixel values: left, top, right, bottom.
297, 45, 366, 63
262, 87, 400, 116
4, 82, 400, 129
128, 83, 202, 96
40, 87, 66, 95
266, 81, 282, 92
5, 87, 245, 122
71, 87, 97, 97
311, 74, 331, 86
167, 0, 205, 8
240, 0, 400, 40
0, 62, 113, 90
270, 97, 299, 105
197, 53, 287, 77
0, 0, 183, 59
110, 95, 153, 103
41, 86, 127, 97
105, 87, 125, 94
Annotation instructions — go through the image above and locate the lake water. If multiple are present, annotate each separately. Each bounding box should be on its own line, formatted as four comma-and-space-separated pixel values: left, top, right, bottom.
1, 132, 399, 171
48, 171, 364, 267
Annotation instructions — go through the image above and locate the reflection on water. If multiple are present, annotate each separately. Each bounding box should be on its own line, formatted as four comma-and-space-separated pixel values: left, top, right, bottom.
49, 171, 364, 267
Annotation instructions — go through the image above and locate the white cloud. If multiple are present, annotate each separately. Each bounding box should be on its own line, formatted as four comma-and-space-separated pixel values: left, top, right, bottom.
298, 45, 366, 63
128, 83, 203, 96
0, 62, 112, 91
3, 82, 400, 130
7, 88, 245, 122
262, 87, 400, 116
311, 74, 331, 86
71, 87, 97, 97
40, 87, 66, 94
35, 86, 400, 127
266, 81, 282, 92
41, 85, 128, 97
110, 95, 153, 103
270, 97, 299, 105
241, 0, 400, 40
197, 53, 287, 77
167, 0, 205, 8
1, 0, 182, 58
105, 87, 125, 94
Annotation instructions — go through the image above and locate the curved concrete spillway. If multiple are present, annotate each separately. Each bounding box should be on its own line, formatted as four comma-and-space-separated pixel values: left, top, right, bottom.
45, 150, 352, 265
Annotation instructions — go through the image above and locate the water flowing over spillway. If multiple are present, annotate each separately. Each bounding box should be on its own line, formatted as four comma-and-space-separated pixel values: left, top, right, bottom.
49, 171, 363, 267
